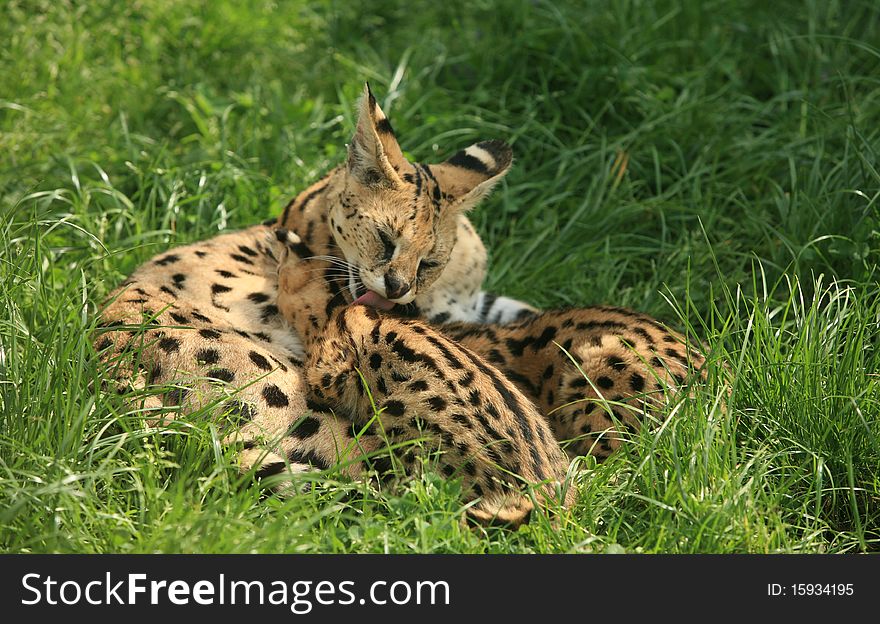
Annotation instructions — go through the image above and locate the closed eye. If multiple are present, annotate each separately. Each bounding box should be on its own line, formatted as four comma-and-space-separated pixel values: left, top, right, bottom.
417, 259, 441, 275
378, 229, 396, 261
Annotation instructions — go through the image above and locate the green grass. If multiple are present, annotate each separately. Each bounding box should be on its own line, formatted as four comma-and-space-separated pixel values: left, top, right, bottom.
1, 0, 879, 553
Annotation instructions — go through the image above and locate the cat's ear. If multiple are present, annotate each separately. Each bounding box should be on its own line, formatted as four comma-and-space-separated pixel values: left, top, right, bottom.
427, 140, 513, 212
347, 83, 407, 187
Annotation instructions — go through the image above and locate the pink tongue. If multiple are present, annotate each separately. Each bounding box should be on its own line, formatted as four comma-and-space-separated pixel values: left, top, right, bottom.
353, 290, 396, 311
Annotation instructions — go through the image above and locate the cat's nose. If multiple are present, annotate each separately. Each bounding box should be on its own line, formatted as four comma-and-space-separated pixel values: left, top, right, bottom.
384, 273, 411, 300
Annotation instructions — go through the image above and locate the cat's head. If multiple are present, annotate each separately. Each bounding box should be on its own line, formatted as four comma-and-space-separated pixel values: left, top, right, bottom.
330, 83, 512, 306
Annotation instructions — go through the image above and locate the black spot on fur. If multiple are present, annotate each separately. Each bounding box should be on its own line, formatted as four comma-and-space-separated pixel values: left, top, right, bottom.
453, 413, 473, 429
291, 416, 321, 440
288, 449, 330, 471
425, 335, 464, 370
260, 304, 279, 322
391, 339, 437, 368
633, 326, 654, 344
597, 376, 614, 389
306, 398, 334, 414
487, 349, 506, 364
191, 311, 212, 323
249, 351, 272, 371
505, 336, 532, 357
208, 368, 235, 383
159, 337, 181, 353
427, 396, 448, 411
253, 462, 287, 480
155, 254, 179, 266
199, 328, 221, 340
262, 384, 289, 407
409, 379, 429, 392
230, 253, 254, 265
607, 356, 627, 371
369, 353, 382, 370
484, 402, 500, 419
216, 270, 237, 279
196, 348, 220, 365
532, 326, 557, 349
630, 373, 645, 392
248, 292, 270, 303
431, 312, 451, 324
211, 283, 232, 295
382, 400, 406, 417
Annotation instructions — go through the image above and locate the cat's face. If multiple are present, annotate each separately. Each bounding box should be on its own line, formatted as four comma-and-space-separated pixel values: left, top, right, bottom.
329, 84, 512, 306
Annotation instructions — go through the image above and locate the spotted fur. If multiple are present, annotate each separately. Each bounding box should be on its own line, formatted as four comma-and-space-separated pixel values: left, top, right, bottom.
95, 84, 536, 491
94, 226, 378, 482
442, 308, 707, 459
95, 84, 709, 524
276, 230, 573, 525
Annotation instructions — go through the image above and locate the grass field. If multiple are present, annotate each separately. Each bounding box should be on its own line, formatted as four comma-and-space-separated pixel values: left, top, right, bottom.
1, 0, 878, 553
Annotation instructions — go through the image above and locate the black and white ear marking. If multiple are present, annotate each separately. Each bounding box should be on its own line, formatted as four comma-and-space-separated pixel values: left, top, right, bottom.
274, 228, 313, 261
428, 139, 514, 212
347, 83, 407, 187
446, 140, 513, 177
274, 228, 301, 245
